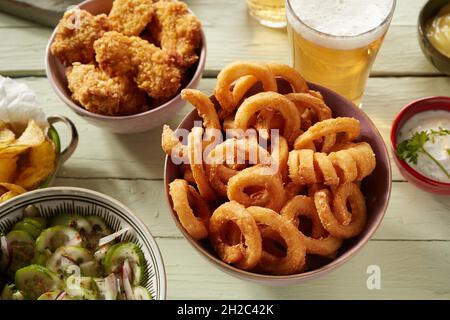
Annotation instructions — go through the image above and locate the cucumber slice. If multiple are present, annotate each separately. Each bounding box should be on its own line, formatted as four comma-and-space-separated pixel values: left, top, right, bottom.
24, 217, 47, 230
22, 207, 47, 229
13, 221, 41, 239
36, 226, 82, 252
15, 265, 60, 300
86, 216, 112, 237
6, 230, 35, 272
6, 230, 34, 244
32, 249, 52, 266
38, 291, 78, 300
130, 261, 142, 286
83, 216, 112, 250
37, 291, 60, 300
23, 205, 40, 218
80, 260, 102, 277
46, 246, 94, 275
50, 214, 92, 234
133, 286, 152, 300
104, 243, 144, 285
65, 275, 98, 300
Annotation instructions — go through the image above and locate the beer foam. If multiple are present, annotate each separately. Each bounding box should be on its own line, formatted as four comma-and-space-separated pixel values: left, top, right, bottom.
287, 0, 395, 50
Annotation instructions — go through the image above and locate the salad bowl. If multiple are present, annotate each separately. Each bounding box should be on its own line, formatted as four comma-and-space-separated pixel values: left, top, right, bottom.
0, 187, 166, 299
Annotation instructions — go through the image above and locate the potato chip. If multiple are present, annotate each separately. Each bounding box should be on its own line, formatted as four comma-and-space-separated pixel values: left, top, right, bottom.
0, 119, 56, 201
0, 191, 17, 203
0, 128, 15, 145
15, 119, 46, 146
0, 157, 18, 182
0, 120, 46, 157
14, 139, 56, 190
0, 182, 27, 203
0, 146, 30, 157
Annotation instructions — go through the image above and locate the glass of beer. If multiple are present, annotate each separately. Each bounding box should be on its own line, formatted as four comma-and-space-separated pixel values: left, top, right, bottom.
286, 0, 396, 106
247, 0, 286, 28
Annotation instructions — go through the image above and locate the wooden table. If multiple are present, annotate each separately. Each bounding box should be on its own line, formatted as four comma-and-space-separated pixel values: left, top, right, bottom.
1, 0, 450, 299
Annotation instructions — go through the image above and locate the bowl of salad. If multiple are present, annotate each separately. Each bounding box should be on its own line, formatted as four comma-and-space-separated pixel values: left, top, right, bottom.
0, 187, 166, 300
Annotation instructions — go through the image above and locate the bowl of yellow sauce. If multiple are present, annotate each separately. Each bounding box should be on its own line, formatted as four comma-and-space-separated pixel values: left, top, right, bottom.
418, 0, 450, 75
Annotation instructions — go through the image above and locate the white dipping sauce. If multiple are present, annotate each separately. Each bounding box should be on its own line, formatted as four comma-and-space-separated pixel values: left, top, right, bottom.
398, 110, 450, 183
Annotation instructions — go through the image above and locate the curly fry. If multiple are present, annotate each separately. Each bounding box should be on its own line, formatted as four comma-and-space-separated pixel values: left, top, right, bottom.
205, 139, 272, 196
308, 90, 324, 100
222, 115, 236, 131
284, 182, 305, 200
288, 142, 375, 186
234, 92, 301, 144
270, 136, 289, 179
294, 117, 360, 150
169, 179, 210, 240
182, 166, 196, 185
266, 62, 309, 93
181, 89, 221, 131
314, 185, 367, 239
328, 149, 358, 184
232, 75, 258, 106
288, 149, 317, 185
330, 142, 376, 181
227, 166, 285, 211
209, 201, 262, 270
188, 127, 217, 201
314, 152, 339, 186
284, 93, 332, 122
247, 206, 306, 275
161, 125, 186, 156
281, 196, 343, 256
215, 61, 277, 113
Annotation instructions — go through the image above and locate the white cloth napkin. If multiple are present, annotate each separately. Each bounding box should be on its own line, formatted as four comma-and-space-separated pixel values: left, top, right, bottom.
0, 76, 47, 131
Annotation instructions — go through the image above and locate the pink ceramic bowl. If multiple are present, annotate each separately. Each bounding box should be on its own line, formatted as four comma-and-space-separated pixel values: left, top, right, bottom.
164, 80, 392, 285
391, 96, 450, 195
45, 0, 206, 134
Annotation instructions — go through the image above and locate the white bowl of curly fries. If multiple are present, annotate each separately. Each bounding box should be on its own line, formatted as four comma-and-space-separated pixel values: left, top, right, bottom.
45, 0, 206, 134
162, 61, 392, 285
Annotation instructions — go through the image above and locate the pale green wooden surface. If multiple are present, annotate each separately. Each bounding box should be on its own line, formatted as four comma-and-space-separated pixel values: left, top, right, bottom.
1, 0, 450, 299
0, 0, 442, 76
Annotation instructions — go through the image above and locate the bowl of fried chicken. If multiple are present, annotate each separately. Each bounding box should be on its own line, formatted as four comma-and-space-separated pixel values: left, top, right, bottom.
45, 0, 206, 133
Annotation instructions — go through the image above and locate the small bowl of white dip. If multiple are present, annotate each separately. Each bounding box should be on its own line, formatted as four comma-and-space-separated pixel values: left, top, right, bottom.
391, 96, 450, 195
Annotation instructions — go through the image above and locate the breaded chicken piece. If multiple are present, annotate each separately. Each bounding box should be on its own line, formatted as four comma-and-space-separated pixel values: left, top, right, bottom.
131, 37, 182, 100
51, 9, 110, 66
149, 0, 202, 68
94, 31, 137, 76
66, 63, 147, 116
108, 0, 154, 36
94, 31, 181, 100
